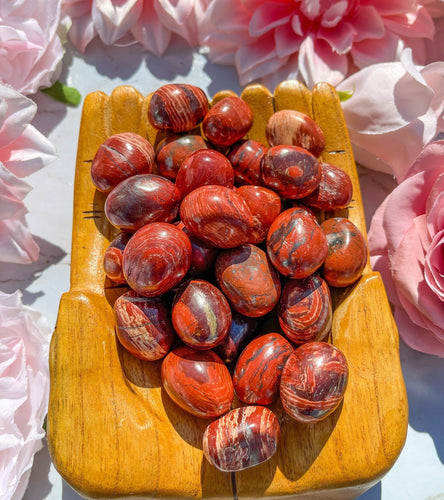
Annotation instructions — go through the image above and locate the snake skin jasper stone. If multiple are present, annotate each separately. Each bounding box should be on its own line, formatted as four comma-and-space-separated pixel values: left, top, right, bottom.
278, 274, 332, 344
203, 96, 254, 148
261, 145, 321, 199
180, 185, 254, 248
237, 185, 282, 244
104, 174, 181, 232
267, 206, 328, 279
175, 149, 234, 197
280, 341, 349, 423
227, 139, 267, 186
114, 290, 175, 361
91, 132, 155, 193
161, 346, 234, 418
203, 405, 280, 472
103, 232, 131, 284
123, 223, 191, 297
215, 243, 281, 317
266, 110, 325, 157
172, 279, 232, 349
155, 134, 208, 181
303, 162, 353, 211
233, 332, 293, 405
321, 217, 368, 287
148, 84, 209, 133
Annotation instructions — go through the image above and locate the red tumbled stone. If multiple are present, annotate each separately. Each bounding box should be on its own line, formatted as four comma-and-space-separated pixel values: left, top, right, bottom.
227, 139, 267, 186
103, 232, 131, 284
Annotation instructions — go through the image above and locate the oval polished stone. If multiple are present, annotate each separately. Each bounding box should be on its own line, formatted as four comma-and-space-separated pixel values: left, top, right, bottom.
266, 110, 325, 157
261, 145, 321, 199
227, 139, 267, 186
104, 174, 181, 232
303, 162, 353, 211
175, 149, 234, 197
216, 243, 281, 317
180, 185, 254, 248
114, 290, 175, 361
148, 83, 209, 133
203, 96, 254, 148
237, 185, 282, 244
267, 206, 328, 279
155, 134, 208, 180
91, 132, 155, 193
203, 406, 280, 472
123, 223, 192, 297
161, 346, 234, 418
321, 217, 368, 287
103, 232, 131, 284
172, 279, 232, 349
233, 332, 293, 405
278, 274, 332, 344
280, 341, 349, 423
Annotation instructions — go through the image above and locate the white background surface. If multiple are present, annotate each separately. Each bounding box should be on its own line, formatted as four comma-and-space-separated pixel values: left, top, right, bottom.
2, 37, 443, 499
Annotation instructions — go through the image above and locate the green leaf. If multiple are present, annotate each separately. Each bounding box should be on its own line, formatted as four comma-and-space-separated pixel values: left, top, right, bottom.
337, 89, 354, 103
42, 81, 81, 106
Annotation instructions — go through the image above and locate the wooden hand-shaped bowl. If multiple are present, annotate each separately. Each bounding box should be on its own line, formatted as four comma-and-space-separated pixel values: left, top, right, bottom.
48, 81, 408, 499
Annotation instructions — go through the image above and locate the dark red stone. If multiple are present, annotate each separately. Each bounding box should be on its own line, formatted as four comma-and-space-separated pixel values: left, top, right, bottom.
321, 217, 368, 287
266, 110, 325, 157
267, 206, 328, 279
203, 96, 253, 148
114, 290, 175, 361
203, 406, 280, 472
280, 341, 349, 423
261, 145, 321, 199
303, 162, 353, 211
155, 134, 208, 180
180, 185, 254, 248
175, 149, 234, 197
215, 243, 281, 317
148, 83, 209, 133
278, 274, 332, 344
161, 346, 234, 418
172, 279, 232, 349
122, 223, 191, 297
227, 139, 267, 186
103, 232, 131, 284
237, 185, 282, 244
104, 174, 181, 232
233, 332, 293, 405
91, 132, 155, 193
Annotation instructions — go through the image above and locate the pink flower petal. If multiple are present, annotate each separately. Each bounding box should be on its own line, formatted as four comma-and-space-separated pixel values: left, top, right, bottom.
274, 23, 303, 58
318, 21, 356, 54
426, 171, 444, 234
351, 29, 399, 67
361, 0, 418, 17
0, 164, 31, 220
368, 196, 390, 257
424, 229, 444, 300
352, 5, 385, 42
0, 210, 39, 263
248, 1, 294, 37
92, 0, 142, 45
383, 5, 435, 39
131, 0, 172, 55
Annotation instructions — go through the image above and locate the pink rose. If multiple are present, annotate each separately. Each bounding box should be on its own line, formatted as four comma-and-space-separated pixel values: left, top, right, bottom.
0, 0, 64, 95
0, 290, 51, 500
369, 140, 444, 356
338, 49, 444, 181
0, 83, 57, 263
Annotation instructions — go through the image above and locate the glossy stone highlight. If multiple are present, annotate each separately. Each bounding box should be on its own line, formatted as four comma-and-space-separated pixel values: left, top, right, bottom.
91, 132, 155, 193
321, 217, 368, 287
103, 232, 131, 284
104, 174, 181, 232
278, 274, 332, 344
114, 291, 175, 361
203, 406, 280, 472
123, 223, 191, 297
227, 139, 267, 186
180, 185, 254, 248
233, 332, 293, 405
280, 341, 349, 423
161, 346, 234, 418
148, 83, 209, 133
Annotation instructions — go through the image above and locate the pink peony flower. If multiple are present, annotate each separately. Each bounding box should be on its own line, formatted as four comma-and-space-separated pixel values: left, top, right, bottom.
199, 0, 435, 88
62, 0, 208, 55
369, 140, 444, 356
0, 83, 57, 263
0, 290, 51, 500
0, 0, 64, 95
338, 49, 444, 181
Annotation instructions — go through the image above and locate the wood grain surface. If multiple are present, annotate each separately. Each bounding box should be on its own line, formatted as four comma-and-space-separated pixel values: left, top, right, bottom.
47, 82, 408, 499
